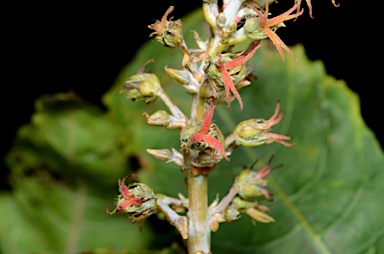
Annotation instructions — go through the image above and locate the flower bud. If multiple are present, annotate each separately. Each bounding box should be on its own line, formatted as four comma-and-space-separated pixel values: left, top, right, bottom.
210, 213, 225, 232
164, 66, 191, 84
122, 73, 161, 104
148, 6, 183, 48
235, 168, 267, 200
106, 175, 157, 222
245, 207, 275, 223
164, 66, 199, 94
228, 22, 237, 33
244, 18, 266, 40
231, 196, 254, 209
146, 110, 171, 127
234, 119, 268, 146
216, 13, 226, 28
158, 20, 183, 48
234, 157, 278, 201
146, 148, 183, 166
235, 102, 292, 147
146, 148, 173, 161
224, 202, 241, 222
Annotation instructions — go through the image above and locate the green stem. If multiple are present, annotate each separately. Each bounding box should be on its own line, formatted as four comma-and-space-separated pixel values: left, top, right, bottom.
210, 184, 239, 215
157, 87, 186, 119
187, 175, 210, 254
185, 94, 211, 253
156, 199, 188, 239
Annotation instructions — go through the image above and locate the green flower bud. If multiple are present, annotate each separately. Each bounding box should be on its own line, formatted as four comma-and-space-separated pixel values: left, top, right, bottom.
230, 197, 274, 223
245, 207, 275, 223
164, 66, 191, 84
146, 148, 183, 166
191, 151, 219, 168
123, 73, 161, 104
235, 168, 251, 183
217, 13, 226, 28
158, 19, 183, 48
239, 181, 264, 199
147, 148, 173, 161
106, 175, 157, 222
234, 158, 277, 201
235, 168, 266, 200
164, 66, 199, 94
244, 18, 266, 40
146, 110, 172, 127
227, 22, 237, 34
224, 202, 241, 222
234, 119, 269, 146
125, 183, 157, 221
148, 6, 183, 48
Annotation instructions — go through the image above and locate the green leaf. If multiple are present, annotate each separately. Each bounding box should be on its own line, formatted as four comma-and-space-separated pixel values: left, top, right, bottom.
2, 92, 160, 253
210, 44, 384, 254
104, 9, 384, 253
7, 92, 127, 188
0, 175, 155, 253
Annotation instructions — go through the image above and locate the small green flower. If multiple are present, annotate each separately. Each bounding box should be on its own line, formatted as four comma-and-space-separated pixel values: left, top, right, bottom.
148, 6, 183, 48
106, 174, 157, 222
121, 60, 162, 104
235, 157, 280, 201
122, 73, 161, 104
234, 101, 292, 147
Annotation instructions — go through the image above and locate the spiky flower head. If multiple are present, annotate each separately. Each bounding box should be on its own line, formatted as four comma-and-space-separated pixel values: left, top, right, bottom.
106, 174, 157, 222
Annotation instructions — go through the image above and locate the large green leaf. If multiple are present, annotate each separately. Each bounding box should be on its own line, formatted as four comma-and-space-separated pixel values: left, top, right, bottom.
1, 93, 158, 253
7, 92, 128, 188
103, 9, 384, 253
0, 176, 155, 253
210, 45, 384, 254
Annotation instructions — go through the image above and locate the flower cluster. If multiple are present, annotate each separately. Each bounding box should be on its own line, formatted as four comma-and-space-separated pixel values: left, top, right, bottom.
209, 157, 281, 231
106, 0, 338, 249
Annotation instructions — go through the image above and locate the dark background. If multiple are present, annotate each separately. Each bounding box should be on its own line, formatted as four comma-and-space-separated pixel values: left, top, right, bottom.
3, 1, 382, 188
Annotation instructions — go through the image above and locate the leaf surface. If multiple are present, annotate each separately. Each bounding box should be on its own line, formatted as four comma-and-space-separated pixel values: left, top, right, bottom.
2, 93, 155, 253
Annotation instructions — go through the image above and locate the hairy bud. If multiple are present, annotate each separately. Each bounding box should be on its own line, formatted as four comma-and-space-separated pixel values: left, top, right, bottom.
244, 18, 266, 40
106, 175, 157, 222
148, 6, 183, 48
122, 73, 161, 104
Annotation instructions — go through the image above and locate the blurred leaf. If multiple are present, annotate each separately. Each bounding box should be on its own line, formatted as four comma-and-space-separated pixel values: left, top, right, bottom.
210, 43, 384, 254
0, 174, 154, 253
7, 92, 127, 188
103, 9, 384, 253
2, 93, 159, 253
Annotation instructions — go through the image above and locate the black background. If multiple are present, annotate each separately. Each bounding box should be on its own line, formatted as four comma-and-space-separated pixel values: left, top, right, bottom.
3, 1, 382, 188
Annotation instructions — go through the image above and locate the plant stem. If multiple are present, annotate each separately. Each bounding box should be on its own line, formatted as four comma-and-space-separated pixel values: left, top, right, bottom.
157, 87, 186, 119
210, 185, 239, 215
185, 93, 211, 253
187, 174, 210, 254
156, 199, 188, 239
